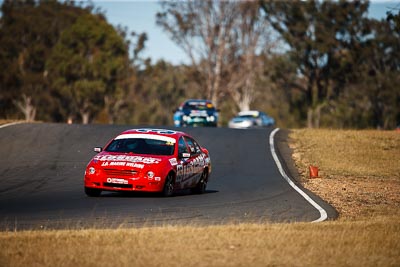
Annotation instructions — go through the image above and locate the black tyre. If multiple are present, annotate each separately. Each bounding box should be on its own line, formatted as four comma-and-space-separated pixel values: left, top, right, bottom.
84, 187, 101, 197
162, 173, 174, 197
192, 170, 208, 194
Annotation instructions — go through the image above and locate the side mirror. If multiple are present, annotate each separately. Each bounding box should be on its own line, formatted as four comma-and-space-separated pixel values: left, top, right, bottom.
201, 148, 209, 155
94, 147, 102, 153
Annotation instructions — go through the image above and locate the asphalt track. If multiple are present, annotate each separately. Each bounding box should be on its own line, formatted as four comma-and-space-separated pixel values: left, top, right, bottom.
0, 123, 336, 230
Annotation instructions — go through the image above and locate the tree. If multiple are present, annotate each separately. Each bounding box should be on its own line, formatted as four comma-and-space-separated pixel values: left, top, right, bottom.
348, 17, 400, 129
101, 26, 147, 125
314, 6, 400, 129
46, 13, 129, 124
157, 1, 237, 107
120, 60, 201, 126
225, 2, 274, 111
157, 1, 273, 112
256, 53, 306, 128
261, 0, 371, 128
0, 0, 93, 121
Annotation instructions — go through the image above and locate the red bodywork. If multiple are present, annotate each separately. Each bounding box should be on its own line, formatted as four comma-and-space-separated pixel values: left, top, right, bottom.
84, 128, 211, 196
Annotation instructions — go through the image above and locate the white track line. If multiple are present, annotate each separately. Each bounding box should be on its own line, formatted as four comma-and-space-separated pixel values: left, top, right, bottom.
269, 128, 328, 223
0, 121, 26, 129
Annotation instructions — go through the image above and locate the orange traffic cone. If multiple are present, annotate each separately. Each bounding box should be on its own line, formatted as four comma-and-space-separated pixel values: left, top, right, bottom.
309, 165, 319, 178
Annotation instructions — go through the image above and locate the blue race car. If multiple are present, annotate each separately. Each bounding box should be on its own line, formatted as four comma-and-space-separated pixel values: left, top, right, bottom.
173, 99, 219, 127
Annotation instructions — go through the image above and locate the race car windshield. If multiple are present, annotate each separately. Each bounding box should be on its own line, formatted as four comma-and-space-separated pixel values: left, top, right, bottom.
105, 138, 175, 156
237, 115, 259, 119
184, 102, 215, 111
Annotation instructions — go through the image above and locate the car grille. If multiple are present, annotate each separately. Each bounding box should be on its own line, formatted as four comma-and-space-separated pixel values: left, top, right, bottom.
103, 169, 138, 177
103, 183, 133, 189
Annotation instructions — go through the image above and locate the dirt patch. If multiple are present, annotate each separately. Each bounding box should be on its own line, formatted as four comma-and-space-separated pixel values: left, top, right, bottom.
289, 129, 400, 220
302, 176, 400, 219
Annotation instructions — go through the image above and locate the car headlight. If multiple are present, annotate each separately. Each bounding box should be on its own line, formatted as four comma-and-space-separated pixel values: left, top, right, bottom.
88, 167, 96, 175
183, 115, 189, 121
147, 171, 155, 179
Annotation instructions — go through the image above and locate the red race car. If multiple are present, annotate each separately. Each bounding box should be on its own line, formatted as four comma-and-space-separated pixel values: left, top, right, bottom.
84, 128, 211, 197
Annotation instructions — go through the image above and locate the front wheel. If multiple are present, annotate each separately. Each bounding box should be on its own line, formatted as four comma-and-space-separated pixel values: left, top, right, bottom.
162, 173, 174, 197
85, 187, 101, 197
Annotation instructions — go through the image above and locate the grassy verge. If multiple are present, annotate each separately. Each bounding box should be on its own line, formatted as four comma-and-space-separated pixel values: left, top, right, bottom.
1, 129, 399, 267
1, 218, 399, 267
0, 120, 19, 125
0, 120, 28, 126
290, 129, 400, 219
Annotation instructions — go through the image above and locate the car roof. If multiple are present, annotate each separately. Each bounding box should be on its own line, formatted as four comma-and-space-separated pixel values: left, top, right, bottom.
182, 99, 214, 106
238, 110, 262, 117
184, 99, 212, 103
116, 128, 187, 142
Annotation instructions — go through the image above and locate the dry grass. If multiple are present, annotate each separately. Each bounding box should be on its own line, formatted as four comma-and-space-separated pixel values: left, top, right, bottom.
0, 120, 29, 126
1, 218, 399, 267
0, 119, 19, 125
1, 129, 400, 267
290, 129, 400, 219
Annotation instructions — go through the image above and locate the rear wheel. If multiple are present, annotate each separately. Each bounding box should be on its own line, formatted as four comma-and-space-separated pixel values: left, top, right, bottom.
84, 187, 101, 197
192, 170, 208, 194
162, 173, 174, 197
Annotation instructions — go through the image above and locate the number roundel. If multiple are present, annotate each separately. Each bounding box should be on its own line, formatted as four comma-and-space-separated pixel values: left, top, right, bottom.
136, 129, 176, 135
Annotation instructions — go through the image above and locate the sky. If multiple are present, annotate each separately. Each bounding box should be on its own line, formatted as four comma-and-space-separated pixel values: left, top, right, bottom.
90, 0, 400, 65
92, 0, 188, 65
0, 0, 399, 65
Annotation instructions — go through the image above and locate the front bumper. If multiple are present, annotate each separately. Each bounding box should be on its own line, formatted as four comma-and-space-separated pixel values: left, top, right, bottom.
228, 122, 253, 129
183, 116, 217, 127
85, 178, 164, 192
84, 169, 165, 192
